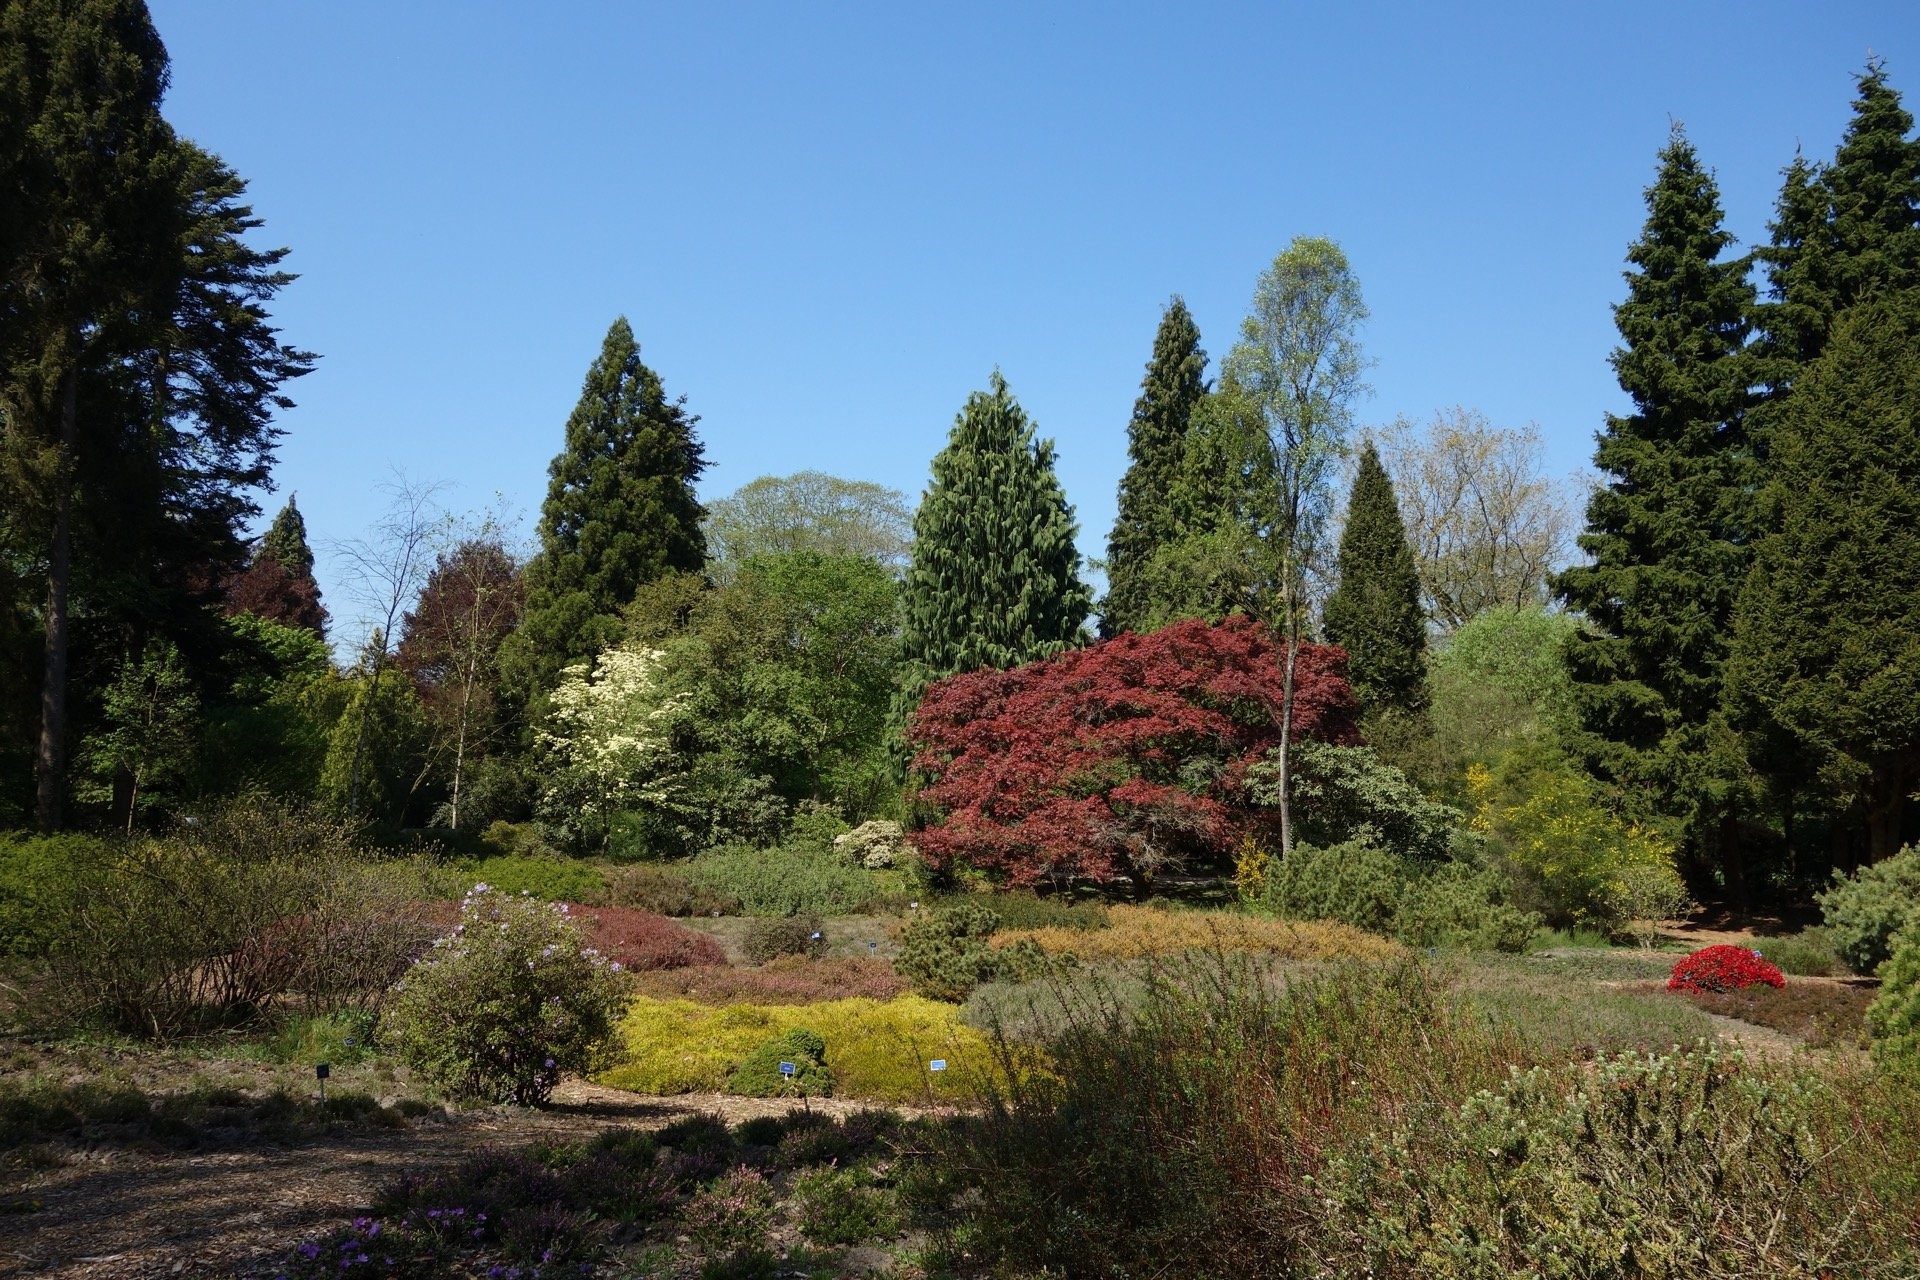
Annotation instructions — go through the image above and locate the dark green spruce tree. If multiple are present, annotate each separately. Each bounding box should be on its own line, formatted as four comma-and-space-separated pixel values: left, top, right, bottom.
1322, 442, 1426, 717
506, 317, 707, 705
1753, 60, 1920, 403
1725, 290, 1920, 866
1101, 297, 1207, 637
894, 372, 1092, 733
261, 497, 316, 580
1555, 127, 1757, 884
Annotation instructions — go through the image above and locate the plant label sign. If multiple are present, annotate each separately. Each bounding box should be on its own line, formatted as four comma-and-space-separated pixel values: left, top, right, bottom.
779, 1061, 797, 1078
314, 1063, 330, 1080
929, 1059, 947, 1072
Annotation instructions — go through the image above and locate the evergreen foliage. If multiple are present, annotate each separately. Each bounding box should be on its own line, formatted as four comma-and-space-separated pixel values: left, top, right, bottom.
1556, 128, 1757, 861
1322, 442, 1426, 716
226, 498, 328, 637
261, 498, 316, 580
1725, 291, 1920, 863
1102, 297, 1208, 637
509, 317, 706, 704
893, 373, 1091, 728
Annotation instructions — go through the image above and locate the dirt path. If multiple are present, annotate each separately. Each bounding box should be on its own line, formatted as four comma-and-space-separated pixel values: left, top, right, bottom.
0, 1081, 907, 1280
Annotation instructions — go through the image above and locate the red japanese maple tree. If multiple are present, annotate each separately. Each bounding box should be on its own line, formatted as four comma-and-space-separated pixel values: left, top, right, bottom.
908, 616, 1360, 889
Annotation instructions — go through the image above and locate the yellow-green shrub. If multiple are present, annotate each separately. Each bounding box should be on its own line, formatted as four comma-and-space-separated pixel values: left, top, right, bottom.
991, 904, 1399, 963
597, 994, 991, 1102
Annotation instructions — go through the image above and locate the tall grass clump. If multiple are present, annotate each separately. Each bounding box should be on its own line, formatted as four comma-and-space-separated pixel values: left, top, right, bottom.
941, 955, 1522, 1277
683, 843, 875, 917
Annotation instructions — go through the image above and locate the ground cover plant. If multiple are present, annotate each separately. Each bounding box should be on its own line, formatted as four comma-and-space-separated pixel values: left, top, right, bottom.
629, 955, 910, 1005
1681, 978, 1875, 1049
990, 902, 1399, 963
568, 905, 727, 970
596, 994, 989, 1102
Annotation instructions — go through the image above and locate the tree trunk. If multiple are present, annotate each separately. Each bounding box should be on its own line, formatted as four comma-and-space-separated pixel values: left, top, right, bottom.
1275, 577, 1299, 859
114, 765, 137, 834
34, 372, 79, 833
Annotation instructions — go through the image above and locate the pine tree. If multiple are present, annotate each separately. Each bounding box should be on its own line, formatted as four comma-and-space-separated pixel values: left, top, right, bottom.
893, 372, 1091, 728
1555, 128, 1756, 864
1102, 298, 1208, 637
508, 318, 707, 702
1322, 442, 1426, 716
1724, 290, 1920, 864
226, 497, 328, 636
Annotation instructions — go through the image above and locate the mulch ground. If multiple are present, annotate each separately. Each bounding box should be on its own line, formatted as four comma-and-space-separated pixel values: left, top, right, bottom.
0, 1079, 903, 1280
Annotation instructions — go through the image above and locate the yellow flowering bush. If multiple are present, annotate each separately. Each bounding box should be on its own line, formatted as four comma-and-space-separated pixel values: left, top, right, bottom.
1468, 760, 1688, 931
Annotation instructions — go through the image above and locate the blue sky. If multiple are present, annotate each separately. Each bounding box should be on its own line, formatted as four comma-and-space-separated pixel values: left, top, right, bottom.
145, 1, 1918, 641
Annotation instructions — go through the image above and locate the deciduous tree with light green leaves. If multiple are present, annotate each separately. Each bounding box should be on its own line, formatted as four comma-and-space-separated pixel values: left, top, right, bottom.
703, 472, 912, 577
893, 373, 1091, 735
536, 644, 685, 854
1225, 237, 1370, 855
81, 637, 199, 832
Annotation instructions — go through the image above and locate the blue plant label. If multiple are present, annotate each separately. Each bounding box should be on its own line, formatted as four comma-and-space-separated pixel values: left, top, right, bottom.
929, 1059, 947, 1072
868, 941, 877, 952
810, 931, 823, 941
779, 1061, 797, 1077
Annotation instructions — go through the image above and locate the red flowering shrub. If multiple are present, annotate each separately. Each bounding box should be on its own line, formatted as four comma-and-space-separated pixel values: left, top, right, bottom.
909, 616, 1360, 888
563, 905, 727, 971
1667, 944, 1787, 994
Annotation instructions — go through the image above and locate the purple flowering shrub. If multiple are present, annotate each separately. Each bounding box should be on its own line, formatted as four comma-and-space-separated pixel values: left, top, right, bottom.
383, 886, 630, 1105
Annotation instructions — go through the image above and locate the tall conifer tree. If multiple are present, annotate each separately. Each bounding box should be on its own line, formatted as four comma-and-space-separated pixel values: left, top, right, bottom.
1102, 298, 1207, 637
1556, 128, 1756, 865
1322, 442, 1426, 717
1725, 291, 1920, 864
894, 372, 1091, 729
508, 318, 706, 702
226, 497, 328, 637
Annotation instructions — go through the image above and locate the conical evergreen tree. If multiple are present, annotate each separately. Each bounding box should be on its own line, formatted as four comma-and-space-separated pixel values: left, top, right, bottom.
1755, 61, 1920, 388
508, 318, 706, 701
1725, 290, 1920, 864
1322, 442, 1426, 716
894, 372, 1091, 728
1556, 128, 1757, 861
261, 497, 316, 579
1102, 298, 1208, 637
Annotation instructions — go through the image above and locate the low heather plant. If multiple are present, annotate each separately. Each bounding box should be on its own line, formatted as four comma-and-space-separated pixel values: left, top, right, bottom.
384, 886, 629, 1105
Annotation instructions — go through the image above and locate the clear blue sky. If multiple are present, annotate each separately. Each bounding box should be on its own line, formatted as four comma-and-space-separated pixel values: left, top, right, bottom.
145, 1, 1918, 641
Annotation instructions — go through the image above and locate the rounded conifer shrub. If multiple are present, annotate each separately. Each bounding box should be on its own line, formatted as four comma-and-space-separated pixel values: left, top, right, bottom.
1867, 924, 1920, 1074
1666, 944, 1786, 995
385, 886, 630, 1105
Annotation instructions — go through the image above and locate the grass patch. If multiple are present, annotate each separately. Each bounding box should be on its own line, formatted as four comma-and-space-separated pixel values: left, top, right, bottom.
1454, 951, 1717, 1056
597, 995, 992, 1102
992, 903, 1398, 963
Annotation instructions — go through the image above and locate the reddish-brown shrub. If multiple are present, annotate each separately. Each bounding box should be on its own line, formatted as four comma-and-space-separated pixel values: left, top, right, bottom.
909, 616, 1359, 887
628, 956, 909, 1005
563, 905, 726, 971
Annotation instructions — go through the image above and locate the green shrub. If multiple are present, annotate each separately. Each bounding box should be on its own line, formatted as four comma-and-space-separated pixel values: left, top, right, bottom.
384, 887, 629, 1105
791, 1163, 900, 1245
1258, 841, 1536, 952
1323, 1043, 1906, 1277
931, 890, 1109, 932
0, 832, 114, 958
741, 915, 828, 964
1394, 861, 1540, 952
1259, 840, 1406, 933
452, 855, 607, 904
1818, 846, 1920, 974
727, 1027, 832, 1097
604, 863, 740, 917
1252, 741, 1462, 860
684, 843, 874, 917
1753, 928, 1844, 978
1868, 924, 1920, 1074
684, 1165, 775, 1258
898, 904, 1052, 1003
19, 801, 445, 1036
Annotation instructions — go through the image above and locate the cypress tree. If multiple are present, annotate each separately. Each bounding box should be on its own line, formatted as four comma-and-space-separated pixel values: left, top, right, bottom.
1102, 297, 1208, 637
894, 372, 1091, 726
1556, 128, 1756, 860
1724, 290, 1920, 864
509, 317, 706, 700
1322, 442, 1426, 716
